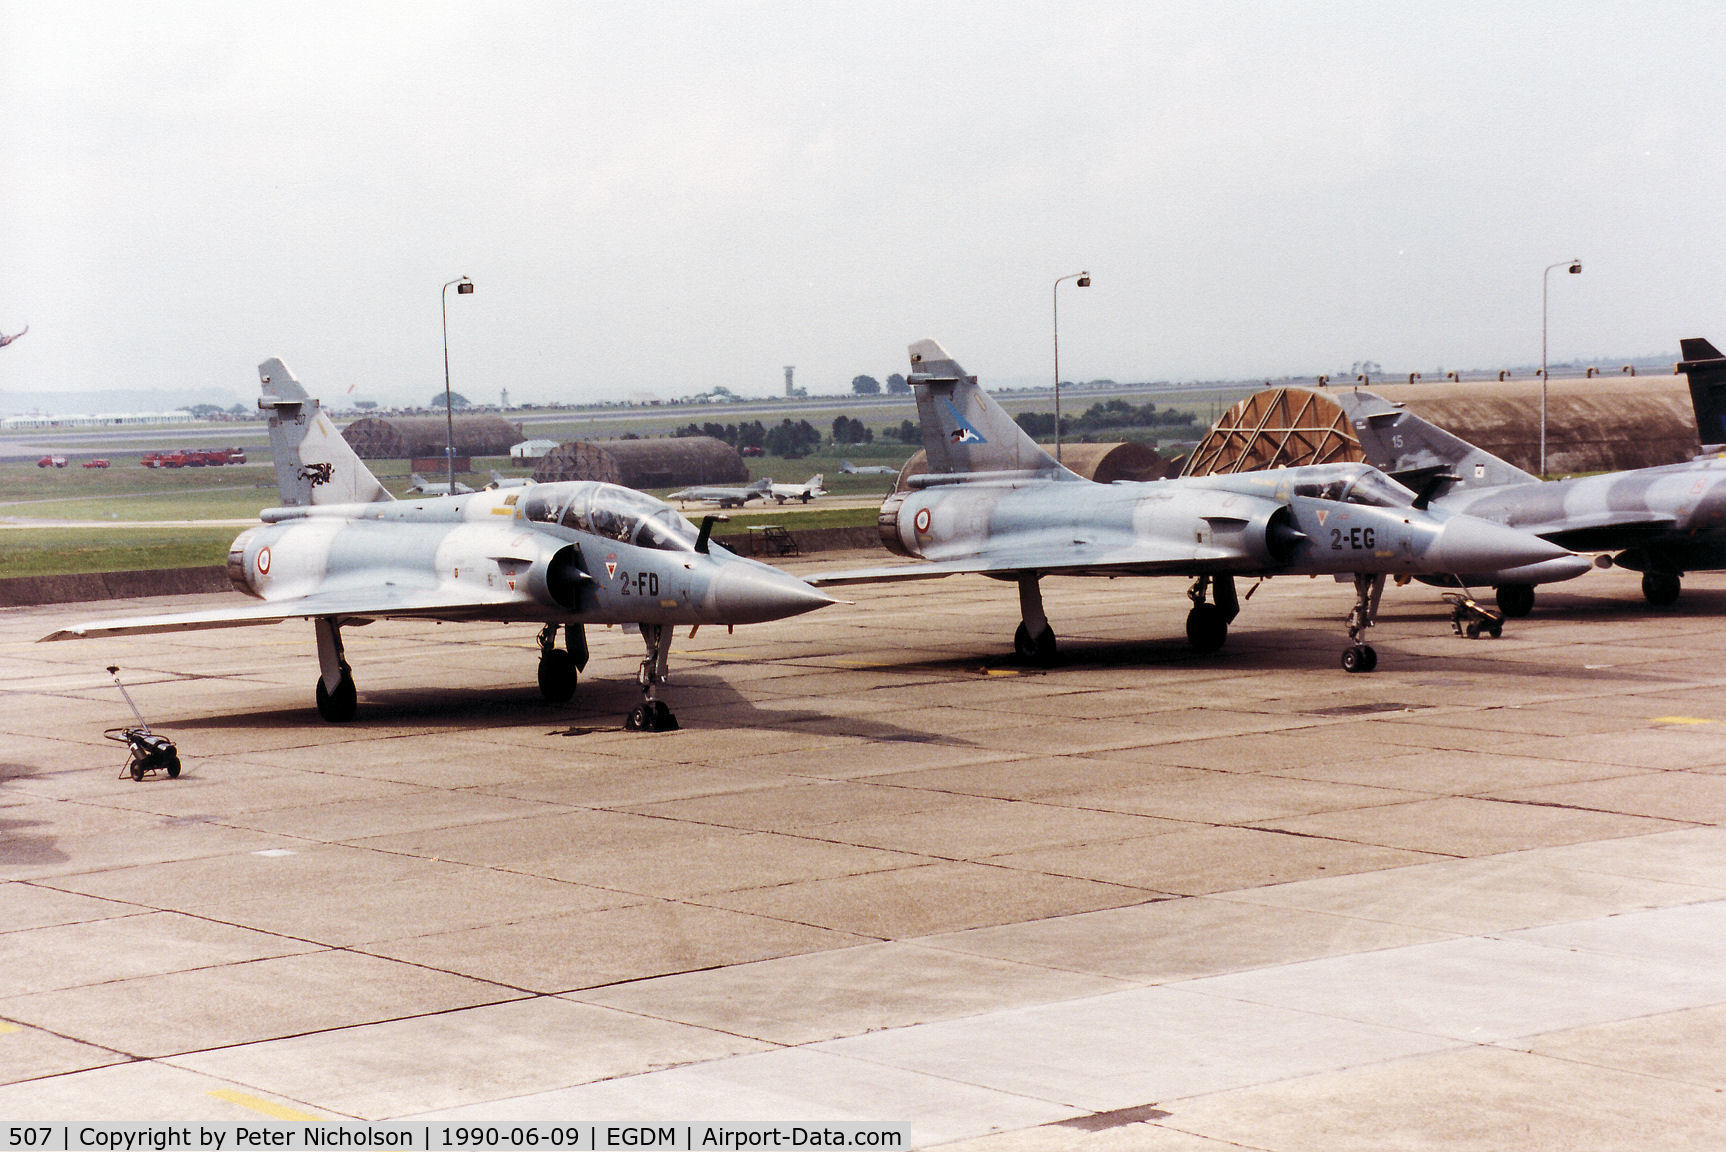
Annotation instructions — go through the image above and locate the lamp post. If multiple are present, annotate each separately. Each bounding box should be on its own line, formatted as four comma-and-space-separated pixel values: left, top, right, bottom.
442, 276, 474, 493
1540, 258, 1581, 477
1053, 270, 1090, 464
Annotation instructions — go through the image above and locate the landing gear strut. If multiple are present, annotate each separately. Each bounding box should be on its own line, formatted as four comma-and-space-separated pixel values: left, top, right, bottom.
1341, 573, 1383, 673
313, 616, 357, 722
625, 623, 679, 731
1186, 574, 1239, 653
1013, 575, 1057, 666
537, 622, 588, 703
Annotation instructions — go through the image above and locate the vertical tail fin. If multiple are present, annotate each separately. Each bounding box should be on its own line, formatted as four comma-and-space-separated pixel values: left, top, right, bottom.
1329, 387, 1538, 497
1678, 338, 1726, 451
258, 358, 392, 506
907, 339, 1082, 479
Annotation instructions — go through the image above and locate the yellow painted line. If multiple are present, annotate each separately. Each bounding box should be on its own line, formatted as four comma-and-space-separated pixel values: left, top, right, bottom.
984, 668, 1022, 677
0, 1023, 21, 1035
207, 1089, 325, 1121
1652, 716, 1714, 726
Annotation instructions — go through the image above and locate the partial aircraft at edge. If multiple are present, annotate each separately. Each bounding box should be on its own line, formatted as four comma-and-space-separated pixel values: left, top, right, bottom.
1328, 338, 1726, 614
809, 340, 1579, 672
669, 476, 773, 508
42, 360, 834, 730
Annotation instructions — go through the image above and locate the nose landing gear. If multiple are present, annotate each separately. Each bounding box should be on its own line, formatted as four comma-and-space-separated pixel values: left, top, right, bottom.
625, 623, 680, 731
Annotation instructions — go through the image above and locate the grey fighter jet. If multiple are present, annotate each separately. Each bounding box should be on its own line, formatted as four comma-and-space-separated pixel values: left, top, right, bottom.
668, 476, 773, 508
770, 474, 827, 503
810, 340, 1574, 672
1329, 339, 1726, 613
42, 359, 833, 730
839, 459, 901, 476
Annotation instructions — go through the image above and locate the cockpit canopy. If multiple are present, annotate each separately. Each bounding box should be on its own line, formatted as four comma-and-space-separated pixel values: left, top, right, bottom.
1291, 463, 1419, 509
520, 482, 701, 551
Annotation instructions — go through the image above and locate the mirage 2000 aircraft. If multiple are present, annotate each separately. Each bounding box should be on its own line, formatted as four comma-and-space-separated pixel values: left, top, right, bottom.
1328, 338, 1726, 614
42, 360, 833, 730
810, 340, 1576, 672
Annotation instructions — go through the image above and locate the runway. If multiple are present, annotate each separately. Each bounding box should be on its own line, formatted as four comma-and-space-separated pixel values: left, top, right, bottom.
2, 560, 1724, 1147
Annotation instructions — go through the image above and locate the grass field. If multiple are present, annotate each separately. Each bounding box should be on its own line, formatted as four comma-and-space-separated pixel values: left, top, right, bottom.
0, 526, 238, 578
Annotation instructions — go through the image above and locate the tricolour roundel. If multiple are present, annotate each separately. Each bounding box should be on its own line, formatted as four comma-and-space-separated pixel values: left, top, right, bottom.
257, 546, 272, 574
913, 507, 931, 534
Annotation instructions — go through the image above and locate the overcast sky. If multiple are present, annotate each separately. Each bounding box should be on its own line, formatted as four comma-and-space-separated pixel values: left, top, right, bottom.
4, 2, 1725, 407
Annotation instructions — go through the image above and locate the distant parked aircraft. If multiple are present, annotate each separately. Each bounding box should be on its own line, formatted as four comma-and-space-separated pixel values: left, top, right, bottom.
409, 473, 474, 496
668, 476, 773, 508
838, 459, 900, 476
770, 474, 826, 503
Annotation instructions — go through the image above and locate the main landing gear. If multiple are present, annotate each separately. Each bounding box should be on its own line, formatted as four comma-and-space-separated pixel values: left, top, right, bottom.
313, 617, 357, 722
625, 623, 679, 731
1012, 575, 1058, 666
1494, 582, 1536, 619
537, 622, 589, 704
1642, 570, 1681, 607
1341, 573, 1384, 673
1186, 574, 1239, 654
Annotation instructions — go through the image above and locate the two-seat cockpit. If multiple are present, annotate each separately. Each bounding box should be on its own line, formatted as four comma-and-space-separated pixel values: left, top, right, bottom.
521, 482, 702, 551
1288, 463, 1419, 509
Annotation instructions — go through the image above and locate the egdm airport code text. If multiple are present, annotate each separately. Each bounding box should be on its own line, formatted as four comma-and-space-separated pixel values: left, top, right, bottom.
4, 1126, 907, 1150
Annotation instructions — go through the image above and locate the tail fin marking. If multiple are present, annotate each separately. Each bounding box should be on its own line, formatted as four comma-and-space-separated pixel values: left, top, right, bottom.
258, 358, 392, 507
907, 339, 1082, 480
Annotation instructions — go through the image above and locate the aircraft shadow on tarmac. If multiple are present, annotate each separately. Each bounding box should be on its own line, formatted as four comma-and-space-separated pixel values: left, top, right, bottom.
160, 670, 964, 746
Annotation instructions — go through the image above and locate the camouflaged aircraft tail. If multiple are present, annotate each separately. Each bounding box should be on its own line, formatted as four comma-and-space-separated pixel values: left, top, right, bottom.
1330, 387, 1540, 500
1678, 338, 1726, 452
257, 358, 392, 507
906, 339, 1084, 480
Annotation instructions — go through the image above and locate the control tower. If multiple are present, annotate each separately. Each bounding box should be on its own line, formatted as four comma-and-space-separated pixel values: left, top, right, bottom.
784, 366, 795, 397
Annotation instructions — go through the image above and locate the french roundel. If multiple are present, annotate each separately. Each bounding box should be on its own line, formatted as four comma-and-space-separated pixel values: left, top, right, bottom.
914, 507, 931, 534
257, 546, 271, 574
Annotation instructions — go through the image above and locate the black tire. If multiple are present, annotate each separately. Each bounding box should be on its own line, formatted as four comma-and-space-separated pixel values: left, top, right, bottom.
1642, 571, 1681, 607
315, 672, 358, 723
129, 759, 145, 781
652, 701, 679, 731
1013, 623, 1058, 667
1341, 644, 1376, 673
538, 649, 578, 703
165, 751, 181, 778
1186, 603, 1229, 653
1487, 622, 1502, 639
1495, 583, 1535, 618
626, 703, 651, 731
1465, 622, 1480, 639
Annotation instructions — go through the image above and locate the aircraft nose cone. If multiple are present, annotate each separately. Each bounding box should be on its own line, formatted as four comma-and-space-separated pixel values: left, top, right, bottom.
1432, 515, 1570, 572
711, 562, 836, 624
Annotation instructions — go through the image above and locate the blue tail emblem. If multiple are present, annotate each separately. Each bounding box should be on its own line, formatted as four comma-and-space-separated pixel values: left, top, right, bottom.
942, 399, 987, 445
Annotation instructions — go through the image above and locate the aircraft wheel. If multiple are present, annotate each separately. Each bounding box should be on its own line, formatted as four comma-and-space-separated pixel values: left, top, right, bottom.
1642, 571, 1681, 607
1185, 603, 1229, 653
1013, 623, 1058, 666
653, 701, 679, 731
538, 649, 578, 703
315, 671, 358, 723
1495, 583, 1535, 618
1341, 644, 1377, 673
626, 702, 677, 732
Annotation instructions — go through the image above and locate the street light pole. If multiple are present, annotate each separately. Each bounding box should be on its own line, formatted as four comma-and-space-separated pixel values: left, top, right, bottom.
1053, 270, 1090, 464
1540, 258, 1581, 478
442, 276, 474, 494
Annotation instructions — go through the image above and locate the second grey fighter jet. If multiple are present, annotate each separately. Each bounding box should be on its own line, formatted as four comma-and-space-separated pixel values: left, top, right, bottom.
42, 360, 833, 730
811, 340, 1574, 672
1329, 339, 1726, 613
